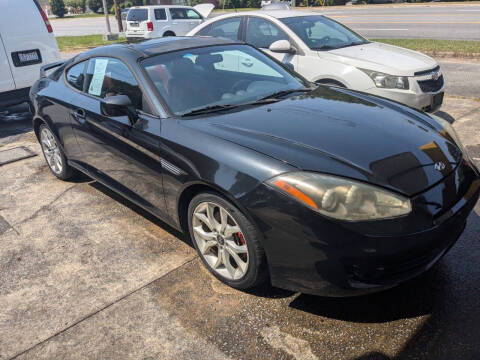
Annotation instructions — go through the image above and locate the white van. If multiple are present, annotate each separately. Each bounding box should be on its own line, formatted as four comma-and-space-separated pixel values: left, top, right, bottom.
125, 4, 214, 41
0, 0, 61, 109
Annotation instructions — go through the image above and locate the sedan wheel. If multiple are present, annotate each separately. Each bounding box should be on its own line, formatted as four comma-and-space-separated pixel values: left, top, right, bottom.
188, 193, 268, 289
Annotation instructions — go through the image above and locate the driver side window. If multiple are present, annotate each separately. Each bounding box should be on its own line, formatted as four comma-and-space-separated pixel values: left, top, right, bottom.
245, 17, 288, 49
84, 57, 144, 111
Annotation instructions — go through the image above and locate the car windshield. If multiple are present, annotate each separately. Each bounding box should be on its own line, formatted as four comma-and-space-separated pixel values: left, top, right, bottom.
142, 44, 310, 116
281, 15, 368, 51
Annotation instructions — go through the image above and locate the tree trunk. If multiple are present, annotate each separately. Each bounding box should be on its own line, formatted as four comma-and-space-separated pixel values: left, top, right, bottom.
113, 0, 123, 32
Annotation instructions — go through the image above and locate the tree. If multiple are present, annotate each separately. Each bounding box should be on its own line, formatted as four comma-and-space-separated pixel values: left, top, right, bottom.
88, 0, 112, 13
50, 0, 67, 17
65, 0, 86, 12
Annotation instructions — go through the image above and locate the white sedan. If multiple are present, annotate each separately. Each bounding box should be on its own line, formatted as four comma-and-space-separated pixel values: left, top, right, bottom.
188, 10, 444, 112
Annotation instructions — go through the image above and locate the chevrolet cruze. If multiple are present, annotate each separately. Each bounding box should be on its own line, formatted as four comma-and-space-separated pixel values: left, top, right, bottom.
30, 37, 479, 296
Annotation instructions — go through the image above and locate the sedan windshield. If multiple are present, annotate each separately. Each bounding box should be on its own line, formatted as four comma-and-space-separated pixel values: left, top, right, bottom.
281, 15, 368, 51
142, 44, 310, 116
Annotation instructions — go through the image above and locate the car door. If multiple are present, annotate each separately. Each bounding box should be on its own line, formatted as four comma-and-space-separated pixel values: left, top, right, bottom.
244, 16, 298, 71
69, 57, 167, 216
169, 8, 191, 35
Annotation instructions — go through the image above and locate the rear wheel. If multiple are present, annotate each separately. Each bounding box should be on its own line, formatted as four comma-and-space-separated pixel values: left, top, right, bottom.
39, 124, 75, 180
188, 192, 267, 289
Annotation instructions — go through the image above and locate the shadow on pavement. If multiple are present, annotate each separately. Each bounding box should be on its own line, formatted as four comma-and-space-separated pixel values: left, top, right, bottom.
0, 103, 32, 144
434, 110, 456, 124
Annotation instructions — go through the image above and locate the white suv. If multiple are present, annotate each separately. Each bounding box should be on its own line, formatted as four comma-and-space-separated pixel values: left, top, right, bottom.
126, 4, 214, 41
0, 0, 61, 109
189, 11, 444, 112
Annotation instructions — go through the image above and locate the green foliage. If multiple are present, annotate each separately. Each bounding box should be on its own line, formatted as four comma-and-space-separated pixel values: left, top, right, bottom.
65, 0, 86, 12
50, 0, 67, 17
87, 0, 113, 13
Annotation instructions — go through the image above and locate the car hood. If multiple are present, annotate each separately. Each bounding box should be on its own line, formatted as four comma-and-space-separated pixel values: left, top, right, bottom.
183, 87, 462, 196
326, 42, 438, 76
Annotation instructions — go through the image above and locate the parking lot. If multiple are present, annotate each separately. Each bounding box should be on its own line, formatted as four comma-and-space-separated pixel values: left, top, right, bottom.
1, 93, 480, 359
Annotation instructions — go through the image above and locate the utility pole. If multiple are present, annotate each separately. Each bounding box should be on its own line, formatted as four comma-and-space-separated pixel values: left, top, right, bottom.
114, 0, 123, 32
102, 0, 118, 40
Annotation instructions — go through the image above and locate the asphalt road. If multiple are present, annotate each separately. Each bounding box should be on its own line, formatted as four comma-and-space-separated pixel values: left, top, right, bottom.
1, 96, 479, 360
318, 4, 480, 40
439, 58, 480, 98
51, 3, 480, 40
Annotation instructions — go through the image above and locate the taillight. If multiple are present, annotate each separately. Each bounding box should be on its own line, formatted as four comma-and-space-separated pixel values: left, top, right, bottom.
34, 0, 53, 33
147, 22, 154, 31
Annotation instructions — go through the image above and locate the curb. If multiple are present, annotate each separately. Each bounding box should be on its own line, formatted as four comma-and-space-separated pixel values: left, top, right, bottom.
422, 51, 480, 60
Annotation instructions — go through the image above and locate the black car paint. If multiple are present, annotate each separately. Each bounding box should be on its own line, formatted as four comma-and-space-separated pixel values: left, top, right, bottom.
30, 38, 480, 296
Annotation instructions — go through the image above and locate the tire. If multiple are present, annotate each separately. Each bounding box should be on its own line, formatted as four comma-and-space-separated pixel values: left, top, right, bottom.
163, 31, 175, 37
39, 123, 75, 181
188, 192, 268, 290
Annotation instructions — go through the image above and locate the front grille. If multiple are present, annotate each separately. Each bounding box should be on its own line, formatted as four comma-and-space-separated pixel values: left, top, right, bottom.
414, 65, 440, 77
418, 74, 444, 93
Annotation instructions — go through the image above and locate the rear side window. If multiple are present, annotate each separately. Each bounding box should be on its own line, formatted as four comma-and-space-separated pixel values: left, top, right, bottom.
66, 61, 86, 91
127, 9, 148, 21
198, 17, 242, 41
154, 8, 167, 20
186, 9, 201, 19
170, 8, 187, 20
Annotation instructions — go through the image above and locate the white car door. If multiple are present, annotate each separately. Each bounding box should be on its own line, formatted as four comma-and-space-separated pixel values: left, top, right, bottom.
0, 34, 15, 92
169, 8, 194, 35
244, 17, 298, 71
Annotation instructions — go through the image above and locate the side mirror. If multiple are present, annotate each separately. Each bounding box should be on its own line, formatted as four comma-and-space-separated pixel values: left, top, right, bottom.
269, 40, 296, 54
101, 95, 137, 123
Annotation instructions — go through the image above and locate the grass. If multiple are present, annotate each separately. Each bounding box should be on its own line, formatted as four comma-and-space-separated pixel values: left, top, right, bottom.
56, 35, 125, 52
51, 13, 106, 20
212, 8, 259, 12
373, 38, 480, 56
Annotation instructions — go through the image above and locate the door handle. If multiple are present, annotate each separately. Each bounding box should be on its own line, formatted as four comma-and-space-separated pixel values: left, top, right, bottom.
241, 58, 253, 67
71, 109, 86, 123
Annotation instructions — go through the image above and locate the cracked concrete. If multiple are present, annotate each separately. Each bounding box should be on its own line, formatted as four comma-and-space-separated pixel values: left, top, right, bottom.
0, 96, 479, 360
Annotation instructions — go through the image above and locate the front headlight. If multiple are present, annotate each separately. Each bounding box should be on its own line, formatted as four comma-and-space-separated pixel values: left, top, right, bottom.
267, 172, 411, 221
360, 69, 409, 90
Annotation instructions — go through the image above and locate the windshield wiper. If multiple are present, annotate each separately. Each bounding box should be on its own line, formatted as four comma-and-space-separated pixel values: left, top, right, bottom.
181, 104, 240, 117
259, 88, 312, 101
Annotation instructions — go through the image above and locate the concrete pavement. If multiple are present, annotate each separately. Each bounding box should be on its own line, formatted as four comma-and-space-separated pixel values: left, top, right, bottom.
1, 96, 480, 360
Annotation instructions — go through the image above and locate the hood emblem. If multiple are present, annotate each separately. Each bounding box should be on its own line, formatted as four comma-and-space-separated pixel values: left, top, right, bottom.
431, 71, 441, 81
434, 162, 446, 171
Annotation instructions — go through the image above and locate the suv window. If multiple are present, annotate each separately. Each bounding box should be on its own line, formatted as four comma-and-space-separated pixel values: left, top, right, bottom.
246, 17, 289, 49
154, 8, 166, 20
127, 9, 148, 22
186, 9, 201, 19
66, 61, 86, 91
170, 8, 201, 20
84, 58, 143, 111
198, 17, 242, 40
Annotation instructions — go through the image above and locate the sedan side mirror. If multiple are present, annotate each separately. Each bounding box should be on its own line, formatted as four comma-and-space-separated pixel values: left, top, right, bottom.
101, 95, 137, 124
269, 40, 296, 54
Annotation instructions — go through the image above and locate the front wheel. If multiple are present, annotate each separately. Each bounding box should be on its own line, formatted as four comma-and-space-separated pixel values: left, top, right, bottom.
188, 192, 268, 290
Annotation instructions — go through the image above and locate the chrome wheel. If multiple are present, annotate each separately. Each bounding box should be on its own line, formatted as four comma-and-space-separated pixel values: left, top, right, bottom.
192, 201, 249, 280
40, 127, 63, 175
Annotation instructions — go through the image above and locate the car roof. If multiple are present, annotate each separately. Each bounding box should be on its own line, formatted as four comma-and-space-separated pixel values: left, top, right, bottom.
221, 9, 322, 19
76, 36, 244, 61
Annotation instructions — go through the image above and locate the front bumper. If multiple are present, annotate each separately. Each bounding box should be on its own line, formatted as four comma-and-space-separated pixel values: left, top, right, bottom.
364, 72, 444, 113
245, 160, 480, 297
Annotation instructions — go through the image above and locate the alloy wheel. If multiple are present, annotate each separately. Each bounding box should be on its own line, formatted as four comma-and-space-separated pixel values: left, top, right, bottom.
192, 201, 249, 280
40, 127, 63, 175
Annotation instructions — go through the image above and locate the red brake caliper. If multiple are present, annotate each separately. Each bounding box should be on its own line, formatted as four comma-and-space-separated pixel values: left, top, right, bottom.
236, 232, 247, 261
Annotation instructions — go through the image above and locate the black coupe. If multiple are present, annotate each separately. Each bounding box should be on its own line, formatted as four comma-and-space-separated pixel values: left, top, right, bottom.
30, 37, 480, 296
